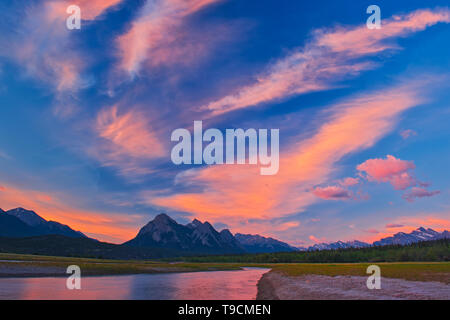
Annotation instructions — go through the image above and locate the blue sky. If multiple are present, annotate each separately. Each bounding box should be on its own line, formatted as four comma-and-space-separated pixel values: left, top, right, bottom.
0, 0, 449, 244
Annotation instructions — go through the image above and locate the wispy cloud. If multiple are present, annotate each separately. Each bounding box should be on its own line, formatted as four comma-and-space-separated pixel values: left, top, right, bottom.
312, 186, 352, 200
403, 187, 440, 202
0, 0, 121, 93
91, 105, 166, 179
117, 0, 221, 75
400, 129, 417, 139
386, 223, 404, 228
339, 177, 360, 187
0, 150, 11, 160
148, 80, 427, 232
201, 8, 450, 117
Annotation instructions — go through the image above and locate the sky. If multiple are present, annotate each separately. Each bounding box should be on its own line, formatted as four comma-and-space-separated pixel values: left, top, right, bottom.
0, 0, 449, 245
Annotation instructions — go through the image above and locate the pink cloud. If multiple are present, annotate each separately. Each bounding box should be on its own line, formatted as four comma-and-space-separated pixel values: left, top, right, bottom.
357, 156, 440, 201
357, 155, 417, 190
400, 129, 417, 139
0, 1, 122, 95
339, 177, 360, 186
46, 0, 122, 21
313, 186, 352, 200
92, 105, 166, 179
96, 105, 165, 159
402, 187, 440, 202
117, 0, 221, 75
200, 8, 450, 116
149, 81, 426, 232
317, 9, 450, 55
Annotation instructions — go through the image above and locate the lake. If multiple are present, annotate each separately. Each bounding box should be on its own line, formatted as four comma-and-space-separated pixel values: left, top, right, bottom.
0, 267, 269, 300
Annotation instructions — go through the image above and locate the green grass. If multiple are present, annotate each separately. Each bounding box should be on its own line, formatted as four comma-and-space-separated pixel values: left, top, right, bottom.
270, 262, 450, 284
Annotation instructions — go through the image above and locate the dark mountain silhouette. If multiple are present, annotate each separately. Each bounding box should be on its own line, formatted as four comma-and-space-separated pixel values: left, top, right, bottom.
6, 208, 47, 226
1, 208, 87, 239
0, 208, 39, 237
0, 235, 185, 259
123, 214, 245, 255
234, 233, 298, 253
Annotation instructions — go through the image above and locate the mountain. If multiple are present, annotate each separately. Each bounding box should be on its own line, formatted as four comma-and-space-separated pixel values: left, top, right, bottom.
5, 207, 47, 227
373, 227, 450, 246
234, 233, 298, 253
307, 228, 449, 251
308, 240, 370, 251
2, 208, 87, 239
124, 214, 245, 255
0, 208, 40, 237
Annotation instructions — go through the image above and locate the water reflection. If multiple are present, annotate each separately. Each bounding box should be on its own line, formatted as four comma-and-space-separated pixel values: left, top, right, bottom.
0, 268, 269, 300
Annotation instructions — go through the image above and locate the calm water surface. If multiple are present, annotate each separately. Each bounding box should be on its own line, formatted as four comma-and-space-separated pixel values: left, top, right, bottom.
0, 268, 269, 300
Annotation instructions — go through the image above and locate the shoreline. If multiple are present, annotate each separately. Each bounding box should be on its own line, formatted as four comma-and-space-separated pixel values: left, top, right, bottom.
0, 261, 263, 279
256, 270, 450, 300
0, 266, 249, 279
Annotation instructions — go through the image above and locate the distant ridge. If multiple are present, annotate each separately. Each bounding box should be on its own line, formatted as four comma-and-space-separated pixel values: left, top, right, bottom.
305, 228, 450, 251
1, 207, 87, 239
373, 227, 450, 246
234, 233, 298, 253
306, 240, 370, 251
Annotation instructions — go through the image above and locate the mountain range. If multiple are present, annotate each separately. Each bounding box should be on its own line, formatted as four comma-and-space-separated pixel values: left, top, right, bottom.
0, 207, 87, 239
0, 207, 449, 258
305, 240, 371, 251
373, 227, 450, 246
303, 228, 450, 251
124, 214, 245, 254
234, 233, 298, 253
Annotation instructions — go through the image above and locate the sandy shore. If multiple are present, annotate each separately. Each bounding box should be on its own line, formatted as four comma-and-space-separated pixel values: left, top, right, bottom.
257, 271, 450, 300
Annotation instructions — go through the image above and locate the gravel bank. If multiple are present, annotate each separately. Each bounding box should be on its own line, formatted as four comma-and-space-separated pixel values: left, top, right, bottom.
257, 271, 450, 300
0, 265, 67, 278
